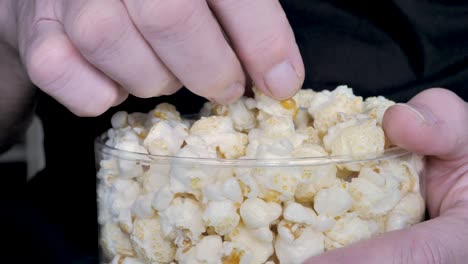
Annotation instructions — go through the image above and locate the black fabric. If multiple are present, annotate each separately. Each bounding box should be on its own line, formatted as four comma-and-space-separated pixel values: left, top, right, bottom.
4, 1, 468, 263
281, 0, 468, 101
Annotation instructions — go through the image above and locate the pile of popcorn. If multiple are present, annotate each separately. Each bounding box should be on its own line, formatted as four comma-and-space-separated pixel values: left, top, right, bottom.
97, 86, 425, 264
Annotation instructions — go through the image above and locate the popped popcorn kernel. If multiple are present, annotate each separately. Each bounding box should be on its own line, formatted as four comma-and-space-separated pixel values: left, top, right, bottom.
100, 223, 135, 260
151, 103, 182, 122
308, 85, 363, 134
314, 183, 353, 217
226, 224, 274, 264
275, 220, 324, 264
240, 198, 281, 229
203, 200, 240, 235
130, 217, 176, 263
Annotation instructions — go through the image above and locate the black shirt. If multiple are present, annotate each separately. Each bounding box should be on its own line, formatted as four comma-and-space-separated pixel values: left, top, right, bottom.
6, 1, 468, 263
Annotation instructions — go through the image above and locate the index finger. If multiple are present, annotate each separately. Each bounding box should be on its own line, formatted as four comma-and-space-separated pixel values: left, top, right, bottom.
208, 0, 304, 99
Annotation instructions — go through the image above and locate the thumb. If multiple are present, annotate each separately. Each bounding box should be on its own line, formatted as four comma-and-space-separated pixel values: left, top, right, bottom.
305, 203, 468, 264
382, 88, 468, 160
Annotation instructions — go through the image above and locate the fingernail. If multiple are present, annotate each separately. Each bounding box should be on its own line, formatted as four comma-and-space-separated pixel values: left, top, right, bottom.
396, 103, 437, 125
264, 61, 302, 99
215, 82, 244, 105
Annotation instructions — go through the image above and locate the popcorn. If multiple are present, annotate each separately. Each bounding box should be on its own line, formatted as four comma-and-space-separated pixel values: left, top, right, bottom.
226, 224, 274, 263
314, 183, 353, 217
97, 159, 119, 186
176, 235, 223, 264
240, 198, 282, 229
275, 220, 324, 264
292, 88, 316, 109
253, 140, 302, 201
203, 200, 240, 235
292, 143, 337, 187
159, 197, 206, 244
221, 241, 255, 264
254, 87, 298, 118
202, 97, 257, 132
379, 159, 421, 194
283, 202, 317, 225
143, 120, 188, 155
324, 236, 344, 251
185, 116, 248, 159
246, 116, 300, 157
314, 214, 337, 232
202, 177, 243, 205
250, 226, 274, 242
325, 212, 381, 246
294, 182, 317, 203
169, 145, 219, 197
110, 256, 145, 264
363, 96, 395, 125
98, 85, 425, 263
98, 179, 141, 231
308, 85, 363, 134
294, 108, 312, 129
130, 218, 176, 263
114, 140, 149, 177
152, 185, 174, 211
100, 223, 135, 259
258, 116, 301, 144
146, 103, 182, 128
111, 111, 129, 129
349, 166, 402, 218
137, 164, 171, 194
235, 171, 260, 199
132, 193, 156, 219
386, 192, 425, 231
106, 127, 140, 147
127, 112, 147, 128
323, 117, 385, 170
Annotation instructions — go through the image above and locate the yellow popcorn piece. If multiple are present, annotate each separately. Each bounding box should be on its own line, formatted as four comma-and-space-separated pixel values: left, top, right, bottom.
323, 117, 385, 171
308, 85, 364, 134
130, 217, 176, 263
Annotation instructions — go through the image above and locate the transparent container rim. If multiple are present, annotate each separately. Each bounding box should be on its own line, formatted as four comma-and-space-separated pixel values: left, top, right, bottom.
95, 134, 411, 167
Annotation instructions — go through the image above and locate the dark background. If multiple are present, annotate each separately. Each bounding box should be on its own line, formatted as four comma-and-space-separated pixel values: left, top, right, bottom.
2, 0, 468, 263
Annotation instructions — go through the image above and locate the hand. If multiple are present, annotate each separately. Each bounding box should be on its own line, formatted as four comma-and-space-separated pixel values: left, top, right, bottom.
11, 0, 304, 116
306, 88, 468, 264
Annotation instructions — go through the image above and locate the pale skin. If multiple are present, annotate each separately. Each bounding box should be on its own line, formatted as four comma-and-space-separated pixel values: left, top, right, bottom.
0, 1, 467, 263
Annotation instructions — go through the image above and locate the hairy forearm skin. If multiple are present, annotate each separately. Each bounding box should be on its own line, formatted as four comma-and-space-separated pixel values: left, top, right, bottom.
0, 0, 35, 153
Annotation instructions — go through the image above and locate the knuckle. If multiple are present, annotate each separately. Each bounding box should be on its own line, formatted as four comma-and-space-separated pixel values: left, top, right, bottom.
69, 5, 127, 57
132, 0, 202, 41
241, 30, 290, 63
26, 35, 72, 90
396, 231, 450, 264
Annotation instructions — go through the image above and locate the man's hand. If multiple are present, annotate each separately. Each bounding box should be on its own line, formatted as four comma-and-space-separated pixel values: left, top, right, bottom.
10, 0, 304, 116
306, 88, 468, 264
